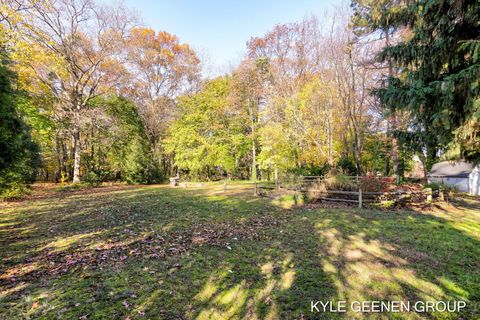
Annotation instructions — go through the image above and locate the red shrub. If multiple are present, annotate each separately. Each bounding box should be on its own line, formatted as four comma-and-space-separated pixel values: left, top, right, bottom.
360, 175, 394, 192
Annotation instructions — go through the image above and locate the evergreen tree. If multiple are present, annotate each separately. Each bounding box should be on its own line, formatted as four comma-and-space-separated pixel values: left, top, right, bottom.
0, 54, 40, 198
359, 0, 480, 164
80, 96, 159, 184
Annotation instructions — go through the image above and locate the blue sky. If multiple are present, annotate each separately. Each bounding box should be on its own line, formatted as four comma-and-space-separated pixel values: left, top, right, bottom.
121, 0, 338, 74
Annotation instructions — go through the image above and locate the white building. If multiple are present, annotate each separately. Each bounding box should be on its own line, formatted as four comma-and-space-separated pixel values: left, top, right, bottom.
427, 160, 480, 195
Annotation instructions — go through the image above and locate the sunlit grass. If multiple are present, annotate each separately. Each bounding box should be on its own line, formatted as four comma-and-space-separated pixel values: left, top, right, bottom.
39, 232, 99, 252
0, 182, 479, 319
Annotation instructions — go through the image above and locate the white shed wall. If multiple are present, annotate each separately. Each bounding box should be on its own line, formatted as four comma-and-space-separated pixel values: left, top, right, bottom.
469, 167, 480, 195
427, 176, 469, 192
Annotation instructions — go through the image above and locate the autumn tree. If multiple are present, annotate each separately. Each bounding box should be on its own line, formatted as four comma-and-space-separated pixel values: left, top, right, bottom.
165, 77, 249, 179
125, 27, 200, 176
245, 17, 326, 177
81, 96, 155, 183
230, 59, 267, 181
247, 16, 323, 97
294, 79, 341, 167
351, 0, 406, 180
244, 14, 378, 176
8, 0, 136, 182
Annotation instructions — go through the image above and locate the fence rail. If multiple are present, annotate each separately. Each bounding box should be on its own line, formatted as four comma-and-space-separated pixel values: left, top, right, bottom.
255, 175, 441, 208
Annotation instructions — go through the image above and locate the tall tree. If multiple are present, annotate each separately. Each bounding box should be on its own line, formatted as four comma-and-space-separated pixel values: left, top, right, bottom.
9, 0, 135, 182
357, 0, 480, 164
0, 51, 39, 197
125, 27, 200, 176
326, 31, 373, 175
294, 78, 341, 167
165, 77, 249, 179
351, 0, 405, 179
230, 59, 266, 181
245, 17, 326, 176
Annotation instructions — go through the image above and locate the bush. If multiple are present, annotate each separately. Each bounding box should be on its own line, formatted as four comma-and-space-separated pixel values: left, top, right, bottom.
426, 182, 443, 191
371, 199, 396, 209
325, 172, 356, 191
426, 182, 456, 193
56, 183, 83, 192
291, 163, 330, 176
360, 174, 394, 192
117, 137, 163, 184
0, 182, 30, 200
83, 171, 102, 186
337, 157, 357, 175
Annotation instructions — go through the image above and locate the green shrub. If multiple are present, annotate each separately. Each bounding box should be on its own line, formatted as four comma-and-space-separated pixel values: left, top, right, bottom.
426, 182, 456, 194
337, 157, 357, 175
55, 183, 84, 192
426, 182, 443, 191
380, 200, 396, 208
0, 182, 30, 200
83, 172, 102, 186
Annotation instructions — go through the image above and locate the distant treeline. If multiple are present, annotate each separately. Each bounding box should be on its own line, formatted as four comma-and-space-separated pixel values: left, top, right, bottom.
0, 0, 478, 198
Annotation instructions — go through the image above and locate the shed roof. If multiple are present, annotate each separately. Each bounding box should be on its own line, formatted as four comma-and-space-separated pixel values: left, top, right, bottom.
428, 161, 475, 178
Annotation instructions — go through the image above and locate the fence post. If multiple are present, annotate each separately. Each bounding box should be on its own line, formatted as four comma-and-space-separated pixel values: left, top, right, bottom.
358, 186, 363, 209
254, 180, 258, 196
357, 175, 362, 209
425, 188, 432, 203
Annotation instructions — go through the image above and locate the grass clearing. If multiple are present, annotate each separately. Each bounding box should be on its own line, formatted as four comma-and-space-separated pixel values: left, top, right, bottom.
1, 183, 479, 319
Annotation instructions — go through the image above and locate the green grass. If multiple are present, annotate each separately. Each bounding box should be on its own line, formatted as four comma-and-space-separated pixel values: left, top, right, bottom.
1, 183, 479, 319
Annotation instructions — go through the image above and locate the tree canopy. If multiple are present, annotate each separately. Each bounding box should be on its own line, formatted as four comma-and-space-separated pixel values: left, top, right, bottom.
353, 0, 480, 164
0, 0, 477, 196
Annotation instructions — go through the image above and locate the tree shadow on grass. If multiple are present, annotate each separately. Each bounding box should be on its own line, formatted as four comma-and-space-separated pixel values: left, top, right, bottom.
173, 203, 480, 319
302, 208, 480, 319
0, 184, 296, 318
0, 184, 479, 319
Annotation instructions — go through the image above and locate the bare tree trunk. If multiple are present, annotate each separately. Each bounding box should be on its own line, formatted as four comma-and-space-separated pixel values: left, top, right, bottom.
56, 133, 67, 182
384, 123, 391, 176
391, 113, 399, 181
56, 139, 61, 183
274, 167, 279, 189
251, 125, 257, 181
386, 30, 399, 183
250, 99, 257, 181
420, 153, 428, 179
327, 98, 334, 167
72, 116, 81, 183
353, 131, 362, 175
347, 39, 362, 175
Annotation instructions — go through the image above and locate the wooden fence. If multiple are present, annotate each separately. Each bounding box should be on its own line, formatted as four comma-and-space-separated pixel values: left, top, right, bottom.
255, 175, 443, 208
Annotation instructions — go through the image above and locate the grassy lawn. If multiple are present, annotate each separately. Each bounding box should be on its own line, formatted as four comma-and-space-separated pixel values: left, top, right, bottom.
1, 183, 479, 319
